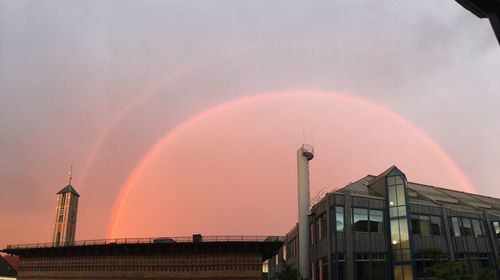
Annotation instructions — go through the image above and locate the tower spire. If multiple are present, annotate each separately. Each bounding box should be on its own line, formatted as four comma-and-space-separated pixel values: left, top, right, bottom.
68, 166, 73, 185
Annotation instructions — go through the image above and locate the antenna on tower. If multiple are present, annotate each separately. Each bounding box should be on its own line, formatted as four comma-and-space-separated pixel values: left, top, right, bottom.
68, 166, 73, 185
302, 129, 314, 146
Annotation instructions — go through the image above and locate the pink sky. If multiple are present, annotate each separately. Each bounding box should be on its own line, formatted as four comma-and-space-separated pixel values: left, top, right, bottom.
108, 92, 474, 239
1, 1, 499, 250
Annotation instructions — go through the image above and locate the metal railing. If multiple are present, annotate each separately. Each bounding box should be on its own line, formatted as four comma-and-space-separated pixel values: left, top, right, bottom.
5, 235, 283, 250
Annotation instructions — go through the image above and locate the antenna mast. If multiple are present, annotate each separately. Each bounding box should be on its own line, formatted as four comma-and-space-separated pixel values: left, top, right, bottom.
68, 166, 73, 185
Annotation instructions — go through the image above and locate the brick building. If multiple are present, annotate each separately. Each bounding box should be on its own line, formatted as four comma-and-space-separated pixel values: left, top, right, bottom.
2, 235, 281, 280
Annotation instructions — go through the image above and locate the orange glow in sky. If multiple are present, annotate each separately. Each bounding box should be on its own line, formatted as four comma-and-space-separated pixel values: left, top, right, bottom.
108, 91, 474, 239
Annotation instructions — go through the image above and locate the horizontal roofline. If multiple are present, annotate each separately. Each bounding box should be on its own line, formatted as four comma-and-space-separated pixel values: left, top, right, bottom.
3, 235, 283, 251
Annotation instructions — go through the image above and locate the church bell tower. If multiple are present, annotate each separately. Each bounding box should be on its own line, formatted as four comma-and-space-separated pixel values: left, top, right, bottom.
52, 167, 80, 246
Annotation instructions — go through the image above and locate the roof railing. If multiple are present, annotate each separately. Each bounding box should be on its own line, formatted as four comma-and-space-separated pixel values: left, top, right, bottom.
5, 235, 283, 250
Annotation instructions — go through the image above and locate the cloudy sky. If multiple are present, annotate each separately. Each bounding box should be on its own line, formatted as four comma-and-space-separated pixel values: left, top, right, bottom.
0, 0, 499, 249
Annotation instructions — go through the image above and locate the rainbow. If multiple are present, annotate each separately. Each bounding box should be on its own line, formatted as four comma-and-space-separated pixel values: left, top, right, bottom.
106, 90, 475, 238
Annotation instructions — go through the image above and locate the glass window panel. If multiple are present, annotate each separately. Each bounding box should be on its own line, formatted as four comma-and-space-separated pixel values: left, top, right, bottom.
336, 206, 344, 232
452, 217, 461, 237
387, 176, 396, 186
395, 250, 403, 262
411, 215, 420, 235
371, 261, 385, 280
399, 220, 410, 249
355, 261, 370, 280
401, 249, 411, 261
397, 206, 407, 217
472, 219, 484, 237
388, 185, 397, 207
396, 185, 406, 206
338, 259, 346, 280
403, 264, 413, 280
369, 209, 383, 233
390, 207, 399, 218
419, 215, 431, 236
391, 220, 401, 250
394, 265, 404, 280
395, 176, 404, 185
430, 216, 442, 236
493, 222, 500, 237
353, 208, 369, 232
461, 218, 474, 237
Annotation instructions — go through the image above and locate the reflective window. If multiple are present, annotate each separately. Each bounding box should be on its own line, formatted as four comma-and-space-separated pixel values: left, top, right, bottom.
355, 260, 370, 280
411, 215, 441, 236
353, 208, 369, 232
419, 215, 431, 236
430, 216, 442, 236
369, 210, 384, 233
493, 221, 500, 238
388, 176, 406, 218
371, 259, 386, 280
472, 219, 484, 237
336, 206, 344, 232
387, 175, 413, 278
452, 217, 461, 237
388, 185, 397, 207
396, 185, 406, 206
399, 221, 410, 249
411, 215, 420, 235
391, 218, 411, 261
461, 218, 474, 236
394, 264, 413, 280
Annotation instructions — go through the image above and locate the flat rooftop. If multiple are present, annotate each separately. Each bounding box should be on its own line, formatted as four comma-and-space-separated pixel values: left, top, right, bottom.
2, 236, 283, 261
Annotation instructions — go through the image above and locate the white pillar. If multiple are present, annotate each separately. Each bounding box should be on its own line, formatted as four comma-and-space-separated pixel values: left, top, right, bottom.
297, 145, 313, 279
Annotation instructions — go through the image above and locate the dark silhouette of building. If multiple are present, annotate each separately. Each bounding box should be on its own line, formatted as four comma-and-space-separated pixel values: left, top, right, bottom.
2, 235, 281, 280
0, 254, 17, 279
269, 165, 500, 280
456, 0, 500, 44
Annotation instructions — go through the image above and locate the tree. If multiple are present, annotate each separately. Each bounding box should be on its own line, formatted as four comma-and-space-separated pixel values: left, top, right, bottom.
275, 263, 303, 280
473, 266, 495, 280
422, 248, 496, 280
426, 259, 472, 280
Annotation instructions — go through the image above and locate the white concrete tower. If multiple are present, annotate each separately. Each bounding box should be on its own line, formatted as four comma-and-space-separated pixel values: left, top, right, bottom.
297, 144, 314, 279
52, 168, 80, 246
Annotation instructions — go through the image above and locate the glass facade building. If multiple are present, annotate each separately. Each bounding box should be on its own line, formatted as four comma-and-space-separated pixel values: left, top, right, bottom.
268, 166, 500, 280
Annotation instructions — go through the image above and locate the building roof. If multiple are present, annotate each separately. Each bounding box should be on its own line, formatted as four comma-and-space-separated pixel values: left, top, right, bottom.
1, 255, 18, 272
0, 255, 17, 277
456, 0, 500, 18
2, 236, 283, 261
57, 184, 80, 197
334, 165, 500, 212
